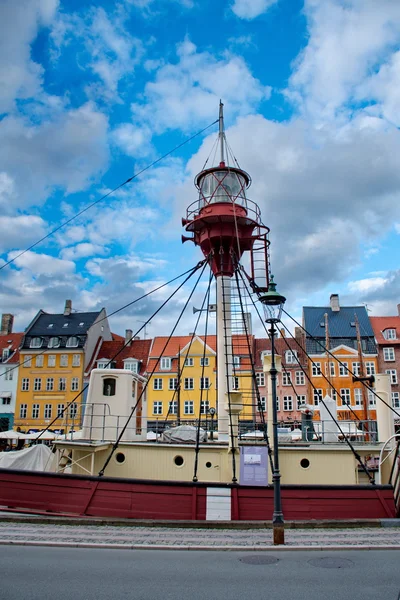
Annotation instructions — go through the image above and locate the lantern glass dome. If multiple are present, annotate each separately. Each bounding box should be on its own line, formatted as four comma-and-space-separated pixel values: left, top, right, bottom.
198, 169, 248, 207
260, 275, 286, 323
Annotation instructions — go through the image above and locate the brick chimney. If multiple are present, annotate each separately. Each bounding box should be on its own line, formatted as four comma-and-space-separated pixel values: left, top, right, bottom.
64, 300, 72, 316
330, 294, 340, 312
1, 314, 14, 335
125, 329, 133, 346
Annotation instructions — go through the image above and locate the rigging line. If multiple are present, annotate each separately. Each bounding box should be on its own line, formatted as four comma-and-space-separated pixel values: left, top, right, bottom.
0, 262, 203, 380
193, 267, 213, 482
32, 259, 206, 442
235, 268, 274, 473
282, 308, 400, 419
161, 266, 214, 431
98, 259, 209, 476
238, 269, 375, 483
0, 119, 219, 272
220, 267, 237, 483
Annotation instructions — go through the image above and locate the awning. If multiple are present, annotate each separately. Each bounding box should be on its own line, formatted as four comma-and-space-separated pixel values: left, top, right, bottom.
0, 391, 11, 398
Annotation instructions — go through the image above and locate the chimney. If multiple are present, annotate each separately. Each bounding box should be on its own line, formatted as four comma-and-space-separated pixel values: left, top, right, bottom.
125, 329, 133, 346
1, 314, 14, 335
330, 294, 340, 312
397, 304, 400, 317
280, 328, 286, 338
64, 299, 72, 316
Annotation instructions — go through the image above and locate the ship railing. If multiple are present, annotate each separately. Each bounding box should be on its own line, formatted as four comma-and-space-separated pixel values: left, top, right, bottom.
185, 195, 262, 225
388, 437, 400, 516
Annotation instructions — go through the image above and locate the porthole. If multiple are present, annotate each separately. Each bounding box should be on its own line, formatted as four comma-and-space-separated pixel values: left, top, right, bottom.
300, 458, 310, 469
116, 452, 125, 464
205, 462, 212, 469
174, 455, 184, 467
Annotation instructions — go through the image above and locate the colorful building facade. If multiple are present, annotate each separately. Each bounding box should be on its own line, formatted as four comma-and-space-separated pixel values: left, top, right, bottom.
0, 314, 23, 431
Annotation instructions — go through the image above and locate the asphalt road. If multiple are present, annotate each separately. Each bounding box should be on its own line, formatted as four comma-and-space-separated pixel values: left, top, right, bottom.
1, 547, 399, 600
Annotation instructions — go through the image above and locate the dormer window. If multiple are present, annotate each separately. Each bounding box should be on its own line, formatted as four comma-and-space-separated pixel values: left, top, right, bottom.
285, 350, 298, 364
48, 337, 60, 348
97, 360, 109, 369
47, 324, 54, 329
63, 323, 69, 328
383, 329, 396, 340
66, 336, 79, 348
124, 359, 138, 374
233, 356, 241, 367
79, 322, 84, 327
30, 337, 42, 348
2, 349, 10, 362
160, 357, 171, 370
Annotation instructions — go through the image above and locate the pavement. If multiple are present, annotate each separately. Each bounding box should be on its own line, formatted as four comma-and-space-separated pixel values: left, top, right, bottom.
0, 516, 399, 550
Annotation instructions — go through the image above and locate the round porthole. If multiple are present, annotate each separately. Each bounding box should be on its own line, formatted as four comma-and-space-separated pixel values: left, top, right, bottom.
205, 462, 212, 469
174, 455, 184, 467
300, 458, 310, 469
116, 452, 125, 464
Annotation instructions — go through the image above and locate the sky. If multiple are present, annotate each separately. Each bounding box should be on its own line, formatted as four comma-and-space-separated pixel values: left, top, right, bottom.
1, 0, 400, 339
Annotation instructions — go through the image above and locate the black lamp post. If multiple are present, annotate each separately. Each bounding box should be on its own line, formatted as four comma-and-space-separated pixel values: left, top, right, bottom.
209, 407, 216, 440
259, 275, 286, 546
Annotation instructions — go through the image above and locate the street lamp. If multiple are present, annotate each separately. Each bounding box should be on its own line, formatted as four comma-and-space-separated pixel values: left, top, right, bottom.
259, 275, 286, 546
209, 407, 216, 440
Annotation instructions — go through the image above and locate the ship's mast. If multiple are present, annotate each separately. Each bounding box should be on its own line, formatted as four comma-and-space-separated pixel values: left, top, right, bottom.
219, 100, 225, 165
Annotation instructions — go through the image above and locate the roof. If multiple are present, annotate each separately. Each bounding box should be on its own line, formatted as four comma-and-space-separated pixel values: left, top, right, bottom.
254, 337, 307, 368
93, 339, 152, 375
0, 333, 23, 364
111, 332, 125, 342
22, 310, 102, 350
370, 316, 400, 346
149, 335, 217, 358
303, 306, 374, 339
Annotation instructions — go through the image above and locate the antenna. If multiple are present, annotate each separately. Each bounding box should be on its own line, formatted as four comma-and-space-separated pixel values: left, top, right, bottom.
219, 100, 225, 165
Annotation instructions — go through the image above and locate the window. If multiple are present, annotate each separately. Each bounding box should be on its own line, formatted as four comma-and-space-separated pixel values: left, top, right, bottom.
282, 372, 291, 386
160, 357, 171, 370
184, 400, 194, 415
200, 400, 210, 414
34, 378, 42, 391
20, 404, 27, 418
63, 323, 68, 329
340, 389, 351, 405
386, 369, 398, 384
354, 388, 363, 406
2, 397, 10, 405
297, 395, 307, 408
72, 354, 81, 367
168, 401, 177, 415
2, 348, 9, 362
200, 357, 209, 367
57, 404, 65, 417
97, 360, 109, 369
339, 362, 348, 376
103, 378, 116, 396
58, 377, 66, 391
352, 362, 360, 376
184, 378, 194, 390
383, 347, 395, 361
153, 401, 163, 415
276, 397, 280, 411
44, 404, 52, 419
153, 378, 163, 390
295, 371, 305, 386
312, 362, 321, 376
365, 362, 375, 375
21, 378, 29, 391
283, 396, 293, 411
257, 397, 266, 412
30, 337, 42, 348
60, 355, 68, 367
233, 356, 241, 367
368, 389, 376, 406
24, 355, 32, 367
46, 378, 54, 391
35, 355, 44, 367
256, 372, 265, 387
71, 377, 79, 391
66, 337, 79, 348
48, 337, 60, 348
330, 389, 337, 402
48, 355, 56, 367
233, 376, 240, 390
169, 378, 178, 390
384, 329, 397, 340
124, 360, 138, 373
328, 362, 335, 377
5, 368, 13, 381
184, 357, 194, 367
392, 392, 400, 409
47, 324, 54, 329
200, 377, 210, 389
32, 404, 40, 419
313, 389, 322, 405
285, 350, 298, 364
69, 403, 78, 418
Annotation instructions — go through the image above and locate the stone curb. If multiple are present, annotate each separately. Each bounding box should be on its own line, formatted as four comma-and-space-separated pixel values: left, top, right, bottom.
0, 540, 399, 551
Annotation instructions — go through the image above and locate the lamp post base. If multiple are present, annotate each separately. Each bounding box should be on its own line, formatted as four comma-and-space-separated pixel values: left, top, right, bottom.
273, 522, 285, 545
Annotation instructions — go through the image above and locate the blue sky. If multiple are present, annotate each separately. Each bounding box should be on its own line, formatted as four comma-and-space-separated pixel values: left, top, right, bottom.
1, 0, 400, 337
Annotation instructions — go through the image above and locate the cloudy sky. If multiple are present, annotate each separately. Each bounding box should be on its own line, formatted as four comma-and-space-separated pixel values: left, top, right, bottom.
1, 0, 400, 337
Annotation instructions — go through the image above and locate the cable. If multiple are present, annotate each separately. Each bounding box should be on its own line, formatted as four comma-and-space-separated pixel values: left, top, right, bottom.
0, 119, 218, 272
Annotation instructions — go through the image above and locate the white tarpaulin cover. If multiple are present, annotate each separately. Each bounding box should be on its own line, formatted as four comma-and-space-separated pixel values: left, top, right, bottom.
0, 444, 54, 471
162, 425, 207, 443
0, 430, 24, 440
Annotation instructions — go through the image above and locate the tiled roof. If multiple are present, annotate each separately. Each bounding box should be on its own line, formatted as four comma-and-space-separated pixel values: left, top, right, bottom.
111, 332, 125, 342
0, 333, 23, 364
303, 306, 374, 338
94, 339, 152, 375
22, 310, 102, 349
149, 335, 217, 358
370, 316, 400, 346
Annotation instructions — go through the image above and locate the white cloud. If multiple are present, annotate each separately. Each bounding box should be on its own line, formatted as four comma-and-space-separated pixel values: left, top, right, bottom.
60, 243, 106, 261
0, 215, 47, 252
112, 123, 153, 158
231, 0, 278, 20
7, 250, 75, 275
347, 277, 388, 294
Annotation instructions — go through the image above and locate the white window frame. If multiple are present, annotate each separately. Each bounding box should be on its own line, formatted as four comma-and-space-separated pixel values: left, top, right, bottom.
32, 404, 40, 419
339, 362, 348, 377
282, 372, 291, 386
60, 355, 68, 367
153, 378, 163, 390
352, 362, 360, 377
233, 356, 241, 367
354, 388, 362, 406
57, 404, 65, 417
200, 400, 210, 414
184, 378, 194, 390
313, 389, 322, 405
169, 378, 178, 390
200, 357, 209, 367
297, 395, 306, 408
19, 404, 27, 418
30, 337, 42, 349
184, 357, 194, 367
168, 400, 177, 415
21, 378, 29, 391
24, 355, 32, 368
340, 388, 351, 406
71, 377, 79, 391
285, 350, 298, 364
295, 371, 305, 386
72, 354, 81, 367
33, 377, 42, 392
124, 360, 138, 373
200, 377, 210, 390
46, 378, 54, 391
365, 362, 375, 375
283, 396, 293, 411
66, 337, 79, 348
233, 376, 240, 390
48, 355, 56, 367
385, 369, 398, 385
392, 392, 400, 409
2, 348, 9, 362
69, 403, 78, 418
368, 389, 376, 406
35, 355, 44, 368
58, 377, 66, 391
5, 368, 13, 381
383, 347, 395, 361
312, 362, 321, 376
384, 329, 397, 340
257, 397, 266, 412
48, 337, 60, 349
256, 372, 265, 387
44, 404, 52, 419
184, 400, 194, 415
153, 401, 163, 415
160, 357, 171, 370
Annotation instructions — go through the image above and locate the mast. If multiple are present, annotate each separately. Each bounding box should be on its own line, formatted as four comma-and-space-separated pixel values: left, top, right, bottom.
177, 346, 181, 425
324, 312, 333, 398
355, 314, 369, 423
219, 100, 225, 165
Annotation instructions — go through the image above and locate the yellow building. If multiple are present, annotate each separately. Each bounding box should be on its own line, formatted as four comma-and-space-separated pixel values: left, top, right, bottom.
14, 301, 112, 432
